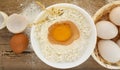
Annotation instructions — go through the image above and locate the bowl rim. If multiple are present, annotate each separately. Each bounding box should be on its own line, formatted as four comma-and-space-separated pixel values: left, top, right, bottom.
30, 3, 97, 69
92, 1, 120, 69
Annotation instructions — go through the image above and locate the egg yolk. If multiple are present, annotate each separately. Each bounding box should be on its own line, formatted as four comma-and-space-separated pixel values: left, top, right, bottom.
51, 23, 72, 42
48, 20, 80, 45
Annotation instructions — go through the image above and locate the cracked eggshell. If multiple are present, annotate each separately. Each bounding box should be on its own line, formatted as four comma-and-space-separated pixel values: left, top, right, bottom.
6, 14, 29, 34
0, 11, 8, 29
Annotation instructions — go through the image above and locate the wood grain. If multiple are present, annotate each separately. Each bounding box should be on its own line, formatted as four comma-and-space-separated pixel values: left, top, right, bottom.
0, 0, 110, 70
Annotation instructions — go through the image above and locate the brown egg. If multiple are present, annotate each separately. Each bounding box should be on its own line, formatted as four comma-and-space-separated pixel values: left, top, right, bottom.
10, 33, 29, 54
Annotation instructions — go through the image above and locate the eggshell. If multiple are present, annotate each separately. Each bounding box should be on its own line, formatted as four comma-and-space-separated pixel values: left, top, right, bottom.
6, 14, 29, 33
98, 40, 120, 63
109, 7, 120, 26
96, 20, 118, 39
10, 33, 29, 54
0, 11, 8, 29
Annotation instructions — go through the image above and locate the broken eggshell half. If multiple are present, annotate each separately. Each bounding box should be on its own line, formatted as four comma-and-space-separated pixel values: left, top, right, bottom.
0, 11, 8, 29
6, 14, 29, 34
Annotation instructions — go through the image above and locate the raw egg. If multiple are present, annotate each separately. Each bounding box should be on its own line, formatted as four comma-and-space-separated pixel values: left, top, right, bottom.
109, 7, 120, 26
10, 33, 29, 54
98, 40, 120, 63
96, 20, 118, 39
48, 20, 80, 45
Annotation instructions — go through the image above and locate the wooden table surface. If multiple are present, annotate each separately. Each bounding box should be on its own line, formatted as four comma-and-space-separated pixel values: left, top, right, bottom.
0, 0, 116, 70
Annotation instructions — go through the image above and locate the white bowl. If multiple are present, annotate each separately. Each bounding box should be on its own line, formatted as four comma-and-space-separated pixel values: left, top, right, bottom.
30, 3, 97, 69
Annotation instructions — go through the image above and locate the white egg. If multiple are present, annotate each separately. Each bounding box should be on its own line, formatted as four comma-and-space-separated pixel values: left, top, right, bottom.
117, 39, 120, 47
96, 20, 118, 39
109, 7, 120, 26
0, 11, 8, 29
98, 40, 120, 63
6, 14, 29, 33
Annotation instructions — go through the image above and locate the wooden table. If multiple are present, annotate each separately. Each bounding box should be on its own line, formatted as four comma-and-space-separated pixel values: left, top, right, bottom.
0, 0, 114, 70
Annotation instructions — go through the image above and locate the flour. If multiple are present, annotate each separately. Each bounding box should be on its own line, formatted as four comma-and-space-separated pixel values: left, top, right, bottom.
20, 2, 41, 23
